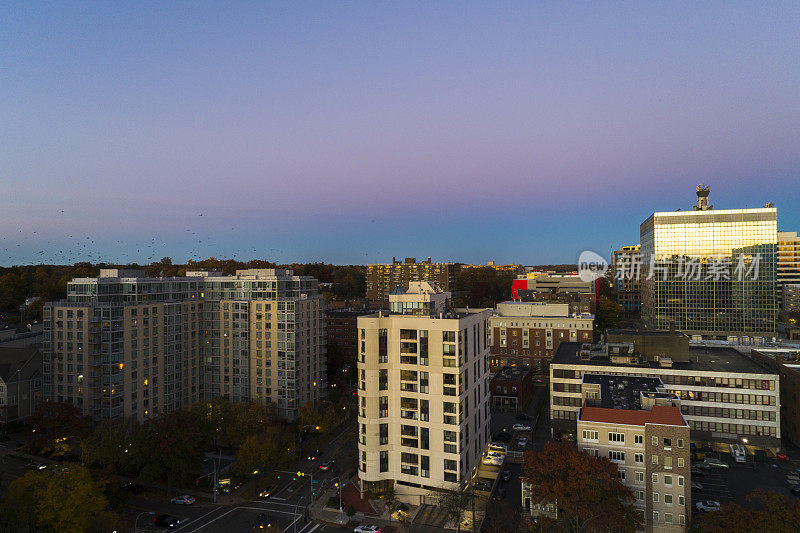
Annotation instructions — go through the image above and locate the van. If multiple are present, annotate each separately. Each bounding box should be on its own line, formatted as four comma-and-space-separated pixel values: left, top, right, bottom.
730, 444, 746, 463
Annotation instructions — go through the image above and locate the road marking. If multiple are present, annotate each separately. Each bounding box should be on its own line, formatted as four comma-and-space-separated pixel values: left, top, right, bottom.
183, 507, 238, 533
272, 497, 287, 501
176, 506, 226, 530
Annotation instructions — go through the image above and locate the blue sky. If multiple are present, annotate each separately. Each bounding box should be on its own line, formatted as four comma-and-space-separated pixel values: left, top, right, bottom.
2, 2, 799, 266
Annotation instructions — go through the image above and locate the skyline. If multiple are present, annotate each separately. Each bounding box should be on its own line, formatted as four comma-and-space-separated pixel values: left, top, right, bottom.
3, 2, 800, 266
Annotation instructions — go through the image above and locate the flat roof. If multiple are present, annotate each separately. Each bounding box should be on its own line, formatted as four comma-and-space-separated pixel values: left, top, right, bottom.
582, 374, 663, 410
553, 342, 774, 375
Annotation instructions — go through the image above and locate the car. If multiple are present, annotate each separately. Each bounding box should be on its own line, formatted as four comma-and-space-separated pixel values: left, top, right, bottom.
171, 495, 195, 505
778, 452, 789, 461
319, 460, 334, 471
512, 423, 531, 432
258, 484, 277, 498
154, 515, 182, 529
354, 526, 381, 533
308, 449, 322, 461
691, 481, 704, 491
254, 514, 273, 530
695, 501, 721, 513
25, 461, 46, 470
488, 443, 508, 452
500, 470, 512, 482
482, 456, 502, 466
518, 438, 528, 447
515, 413, 532, 420
703, 457, 729, 469
693, 462, 712, 472
691, 466, 710, 477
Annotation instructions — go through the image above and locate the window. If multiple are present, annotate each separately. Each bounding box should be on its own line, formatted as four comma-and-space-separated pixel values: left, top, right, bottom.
636, 490, 644, 501
664, 494, 673, 504
582, 430, 599, 442
678, 476, 684, 487
679, 515, 685, 526
664, 475, 672, 485
664, 456, 673, 468
608, 432, 625, 443
635, 471, 644, 482
652, 473, 658, 483
678, 496, 685, 506
677, 458, 684, 468
665, 513, 673, 523
608, 450, 625, 462
652, 436, 658, 446
664, 437, 672, 447
652, 455, 659, 465
653, 511, 659, 522
635, 434, 643, 445
585, 448, 599, 457
444, 459, 458, 471
678, 438, 684, 448
618, 470, 626, 481
653, 492, 659, 503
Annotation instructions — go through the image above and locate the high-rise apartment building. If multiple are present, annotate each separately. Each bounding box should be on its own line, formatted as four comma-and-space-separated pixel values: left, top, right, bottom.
366, 258, 460, 306
613, 245, 642, 312
356, 282, 491, 504
640, 186, 777, 338
778, 231, 800, 308
43, 268, 324, 422
488, 301, 593, 372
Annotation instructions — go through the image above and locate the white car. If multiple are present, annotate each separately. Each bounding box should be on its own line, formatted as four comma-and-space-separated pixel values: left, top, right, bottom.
512, 423, 531, 432
171, 495, 196, 505
518, 437, 528, 447
488, 443, 508, 452
354, 526, 381, 533
695, 501, 721, 513
482, 456, 503, 466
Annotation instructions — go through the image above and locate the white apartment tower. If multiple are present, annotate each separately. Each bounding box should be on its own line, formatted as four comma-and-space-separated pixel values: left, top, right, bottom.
356, 282, 491, 504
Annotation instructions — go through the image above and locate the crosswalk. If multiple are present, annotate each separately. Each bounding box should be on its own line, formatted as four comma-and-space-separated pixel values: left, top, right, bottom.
178, 500, 320, 533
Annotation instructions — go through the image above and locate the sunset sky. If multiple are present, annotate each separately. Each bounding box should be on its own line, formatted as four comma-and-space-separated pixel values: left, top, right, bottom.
3, 2, 799, 265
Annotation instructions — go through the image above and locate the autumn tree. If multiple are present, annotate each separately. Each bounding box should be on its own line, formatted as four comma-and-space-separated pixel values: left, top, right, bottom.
439, 489, 473, 533
141, 409, 210, 485
522, 441, 641, 533
452, 267, 515, 308
232, 427, 298, 478
699, 489, 800, 533
594, 295, 622, 335
1, 465, 118, 533
26, 401, 90, 457
81, 417, 150, 474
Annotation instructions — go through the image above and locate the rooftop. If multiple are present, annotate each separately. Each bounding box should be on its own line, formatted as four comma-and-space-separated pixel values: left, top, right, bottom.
491, 366, 531, 382
582, 374, 664, 410
579, 405, 687, 427
553, 341, 774, 375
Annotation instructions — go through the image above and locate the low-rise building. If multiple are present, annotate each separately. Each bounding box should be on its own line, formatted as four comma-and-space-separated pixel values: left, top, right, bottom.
748, 347, 800, 448
490, 366, 533, 411
550, 331, 781, 453
511, 273, 596, 313
488, 301, 593, 373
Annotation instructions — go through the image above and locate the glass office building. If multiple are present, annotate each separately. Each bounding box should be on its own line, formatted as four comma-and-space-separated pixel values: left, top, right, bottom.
640, 205, 777, 337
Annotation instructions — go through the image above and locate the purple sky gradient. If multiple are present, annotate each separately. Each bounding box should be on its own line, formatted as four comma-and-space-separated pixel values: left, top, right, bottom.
2, 2, 799, 266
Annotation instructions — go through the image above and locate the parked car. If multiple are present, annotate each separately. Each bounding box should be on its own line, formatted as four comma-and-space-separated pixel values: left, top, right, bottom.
515, 413, 532, 420
308, 449, 322, 461
25, 461, 46, 470
518, 437, 528, 448
512, 423, 531, 432
703, 457, 729, 469
154, 515, 182, 529
488, 443, 508, 453
354, 526, 381, 533
482, 456, 502, 466
319, 460, 335, 471
693, 462, 712, 472
777, 451, 789, 461
171, 495, 195, 505
691, 466, 710, 477
691, 481, 704, 492
258, 484, 277, 499
696, 501, 721, 513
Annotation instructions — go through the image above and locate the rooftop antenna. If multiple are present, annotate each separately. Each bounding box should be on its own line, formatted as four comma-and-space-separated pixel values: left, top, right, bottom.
694, 184, 712, 211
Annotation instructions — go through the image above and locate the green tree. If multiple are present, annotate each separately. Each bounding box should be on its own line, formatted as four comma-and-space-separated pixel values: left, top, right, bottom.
141, 409, 210, 485
522, 441, 641, 533
1, 465, 116, 533
232, 427, 298, 478
594, 295, 622, 335
81, 417, 149, 474
26, 401, 90, 457
453, 267, 515, 308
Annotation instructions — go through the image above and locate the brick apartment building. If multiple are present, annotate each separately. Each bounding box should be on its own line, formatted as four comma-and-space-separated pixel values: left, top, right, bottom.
366, 258, 460, 306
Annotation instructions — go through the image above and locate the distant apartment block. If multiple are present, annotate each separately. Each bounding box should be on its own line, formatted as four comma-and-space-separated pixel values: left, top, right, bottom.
550, 331, 781, 453
366, 258, 460, 306
613, 245, 642, 312
488, 301, 593, 372
577, 374, 691, 532
356, 282, 491, 504
44, 268, 324, 422
460, 260, 522, 275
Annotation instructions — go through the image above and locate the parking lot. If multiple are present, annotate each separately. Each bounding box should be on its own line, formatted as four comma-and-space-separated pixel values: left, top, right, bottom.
691, 453, 800, 510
